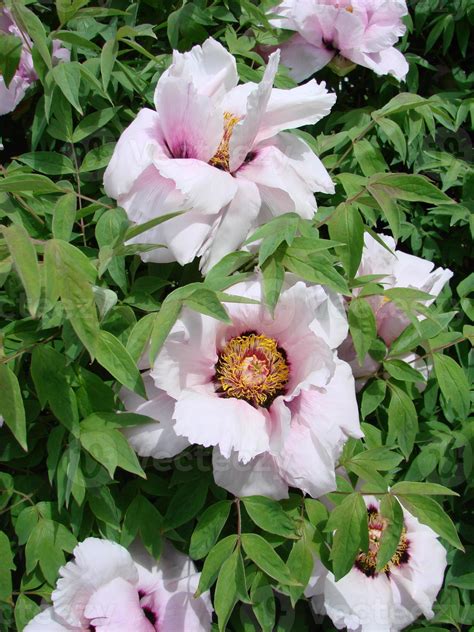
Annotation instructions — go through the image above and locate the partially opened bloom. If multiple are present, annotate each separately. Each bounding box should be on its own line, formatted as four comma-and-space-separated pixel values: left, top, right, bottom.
0, 8, 70, 116
268, 0, 409, 82
104, 37, 336, 271
24, 538, 212, 632
123, 275, 362, 499
339, 232, 453, 388
307, 495, 447, 632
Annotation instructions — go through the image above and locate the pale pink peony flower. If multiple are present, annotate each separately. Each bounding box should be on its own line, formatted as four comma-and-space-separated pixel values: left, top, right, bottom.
123, 275, 362, 499
24, 538, 213, 632
307, 495, 447, 632
269, 0, 409, 82
0, 7, 70, 116
103, 37, 336, 272
339, 232, 453, 389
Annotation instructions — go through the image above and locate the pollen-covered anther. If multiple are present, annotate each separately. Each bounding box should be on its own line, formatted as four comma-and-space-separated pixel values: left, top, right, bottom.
214, 332, 289, 407
355, 509, 409, 578
209, 111, 241, 171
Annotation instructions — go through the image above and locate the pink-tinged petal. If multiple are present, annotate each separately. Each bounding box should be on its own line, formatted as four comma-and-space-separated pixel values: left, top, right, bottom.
173, 385, 270, 462
323, 569, 394, 632
256, 80, 336, 142
274, 421, 337, 497
154, 75, 223, 162
213, 448, 289, 499
389, 508, 447, 621
269, 131, 334, 194
151, 309, 221, 399
291, 1, 341, 46
200, 178, 261, 273
84, 577, 154, 632
300, 359, 362, 440
121, 376, 190, 459
220, 83, 255, 118
0, 75, 30, 116
238, 143, 317, 219
308, 285, 348, 348
153, 158, 238, 216
356, 0, 407, 51
347, 46, 409, 81
24, 608, 79, 632
162, 37, 238, 100
52, 538, 138, 627
332, 8, 367, 51
229, 51, 280, 172
278, 34, 334, 82
52, 40, 71, 64
103, 109, 168, 199
376, 299, 411, 346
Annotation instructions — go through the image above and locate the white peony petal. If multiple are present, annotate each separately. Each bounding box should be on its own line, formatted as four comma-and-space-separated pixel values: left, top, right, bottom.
24, 607, 79, 632
52, 538, 138, 627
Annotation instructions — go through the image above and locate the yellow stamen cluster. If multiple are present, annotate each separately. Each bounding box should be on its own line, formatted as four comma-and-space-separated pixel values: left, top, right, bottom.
209, 112, 241, 172
214, 333, 290, 407
355, 509, 409, 577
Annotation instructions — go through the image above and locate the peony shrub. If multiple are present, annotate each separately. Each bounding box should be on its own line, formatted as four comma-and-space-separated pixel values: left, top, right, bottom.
0, 1, 472, 631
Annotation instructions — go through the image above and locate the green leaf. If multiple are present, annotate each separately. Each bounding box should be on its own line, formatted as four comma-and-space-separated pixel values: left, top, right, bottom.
376, 494, 404, 571
51, 62, 83, 114
149, 299, 182, 363
11, 2, 52, 69
80, 143, 115, 172
368, 184, 401, 238
189, 501, 232, 560
163, 477, 209, 530
348, 298, 377, 365
397, 495, 463, 550
31, 346, 80, 434
25, 518, 76, 584
368, 173, 453, 205
101, 37, 118, 90
45, 240, 100, 356
387, 384, 418, 459
242, 496, 297, 539
3, 223, 41, 317
0, 531, 15, 601
72, 108, 118, 143
215, 548, 248, 632
14, 594, 40, 632
0, 173, 63, 193
0, 364, 27, 451
251, 572, 276, 632
52, 192, 76, 242
122, 495, 162, 558
372, 93, 427, 117
16, 152, 75, 175
283, 252, 349, 295
383, 359, 425, 383
361, 379, 386, 418
390, 482, 459, 497
184, 288, 231, 323
195, 535, 238, 597
241, 533, 295, 585
262, 254, 284, 316
326, 492, 368, 581
376, 117, 407, 162
286, 537, 314, 604
328, 203, 364, 278
0, 34, 22, 87
80, 423, 146, 479
95, 330, 146, 398
433, 353, 470, 419
353, 138, 387, 176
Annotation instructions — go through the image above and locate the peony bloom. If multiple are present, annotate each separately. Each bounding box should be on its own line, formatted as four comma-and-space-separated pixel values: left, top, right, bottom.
123, 275, 362, 499
0, 8, 70, 116
338, 232, 453, 388
24, 538, 212, 632
268, 0, 409, 82
104, 37, 336, 272
307, 495, 447, 632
